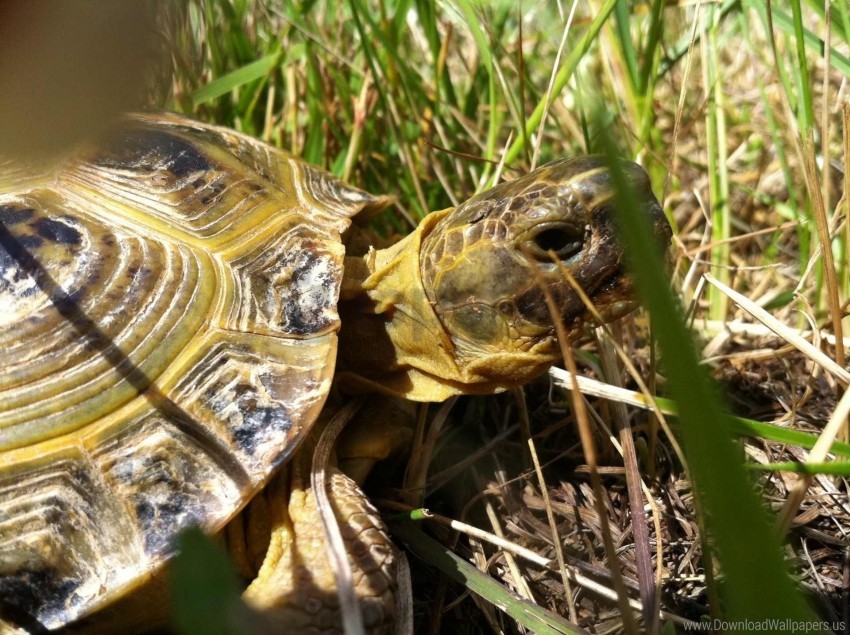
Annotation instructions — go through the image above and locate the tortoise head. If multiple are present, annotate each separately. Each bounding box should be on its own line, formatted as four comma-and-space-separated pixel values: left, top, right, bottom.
418, 156, 670, 371
342, 156, 670, 401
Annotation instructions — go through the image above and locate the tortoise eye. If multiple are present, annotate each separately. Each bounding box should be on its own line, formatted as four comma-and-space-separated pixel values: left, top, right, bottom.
526, 224, 584, 261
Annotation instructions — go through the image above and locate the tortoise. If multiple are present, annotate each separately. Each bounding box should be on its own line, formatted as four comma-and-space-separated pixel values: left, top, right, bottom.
0, 112, 671, 632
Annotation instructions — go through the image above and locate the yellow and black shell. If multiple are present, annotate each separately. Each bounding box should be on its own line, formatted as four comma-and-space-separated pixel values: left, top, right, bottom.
0, 112, 384, 629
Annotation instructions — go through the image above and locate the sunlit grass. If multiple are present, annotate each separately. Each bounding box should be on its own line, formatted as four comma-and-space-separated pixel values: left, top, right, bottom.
169, 1, 850, 631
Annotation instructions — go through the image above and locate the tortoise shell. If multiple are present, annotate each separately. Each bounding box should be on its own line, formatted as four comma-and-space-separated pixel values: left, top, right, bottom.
0, 112, 386, 629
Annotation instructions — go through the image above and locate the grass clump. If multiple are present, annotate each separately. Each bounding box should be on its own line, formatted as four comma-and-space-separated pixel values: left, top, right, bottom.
166, 1, 849, 632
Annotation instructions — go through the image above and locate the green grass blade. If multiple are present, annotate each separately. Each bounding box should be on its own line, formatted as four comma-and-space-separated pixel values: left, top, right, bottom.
613, 0, 638, 90
503, 0, 619, 166
391, 520, 588, 635
637, 0, 665, 96
704, 4, 731, 320
192, 51, 282, 106
789, 0, 816, 129
661, 0, 850, 79
455, 0, 498, 170
746, 0, 850, 77
750, 461, 850, 476
730, 416, 850, 459
556, 378, 850, 457
600, 129, 822, 628
655, 394, 850, 458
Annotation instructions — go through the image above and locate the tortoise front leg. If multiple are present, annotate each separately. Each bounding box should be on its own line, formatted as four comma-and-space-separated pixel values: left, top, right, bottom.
229, 411, 402, 633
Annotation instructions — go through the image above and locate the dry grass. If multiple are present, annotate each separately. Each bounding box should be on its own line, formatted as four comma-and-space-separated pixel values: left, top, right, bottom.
1, 1, 849, 633
167, 2, 850, 633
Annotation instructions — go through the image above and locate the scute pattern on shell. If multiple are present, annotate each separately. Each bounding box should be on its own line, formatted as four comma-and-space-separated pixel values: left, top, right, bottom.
0, 113, 385, 630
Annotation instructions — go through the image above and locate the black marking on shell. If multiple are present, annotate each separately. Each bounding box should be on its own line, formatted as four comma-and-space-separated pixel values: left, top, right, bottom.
32, 217, 82, 246
232, 404, 294, 456
0, 207, 45, 297
261, 241, 338, 336
0, 454, 105, 630
133, 495, 198, 555
0, 205, 35, 225
0, 569, 80, 632
109, 453, 206, 556
283, 250, 328, 335
0, 244, 25, 287
12, 234, 43, 250
94, 126, 212, 178
204, 375, 294, 457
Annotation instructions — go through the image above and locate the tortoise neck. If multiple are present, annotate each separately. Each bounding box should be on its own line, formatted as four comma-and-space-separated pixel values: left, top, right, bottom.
336, 209, 466, 401
339, 255, 372, 301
